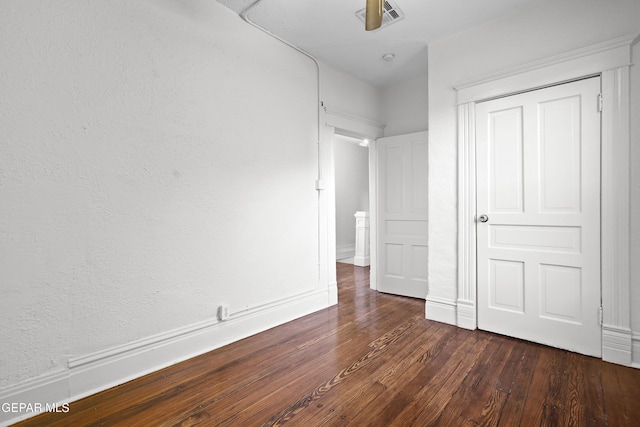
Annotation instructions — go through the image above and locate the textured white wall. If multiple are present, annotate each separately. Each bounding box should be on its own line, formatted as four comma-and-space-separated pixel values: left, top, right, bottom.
334, 137, 369, 255
427, 0, 640, 331
321, 64, 383, 121
0, 0, 380, 393
382, 75, 428, 137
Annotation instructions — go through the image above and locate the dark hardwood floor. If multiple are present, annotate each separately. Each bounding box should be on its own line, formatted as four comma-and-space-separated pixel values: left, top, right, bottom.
17, 263, 640, 426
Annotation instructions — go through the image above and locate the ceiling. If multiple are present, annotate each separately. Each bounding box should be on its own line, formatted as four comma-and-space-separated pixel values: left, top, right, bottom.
217, 0, 536, 88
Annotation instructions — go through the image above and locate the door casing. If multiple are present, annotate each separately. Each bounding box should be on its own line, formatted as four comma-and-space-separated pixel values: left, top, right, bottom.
322, 107, 385, 295
452, 34, 636, 365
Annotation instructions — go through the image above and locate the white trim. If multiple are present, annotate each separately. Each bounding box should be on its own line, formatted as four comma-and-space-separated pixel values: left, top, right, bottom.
600, 66, 632, 365
323, 108, 384, 291
454, 34, 637, 366
0, 371, 68, 427
0, 289, 332, 427
317, 116, 334, 309
632, 334, 640, 368
457, 103, 477, 329
455, 33, 638, 104
368, 139, 379, 290
327, 280, 338, 306
425, 295, 457, 325
456, 299, 476, 330
353, 211, 370, 267
602, 326, 634, 366
324, 107, 385, 138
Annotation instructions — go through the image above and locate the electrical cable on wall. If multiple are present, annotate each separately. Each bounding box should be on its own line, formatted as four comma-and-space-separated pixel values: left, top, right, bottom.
239, 0, 322, 179
239, 0, 326, 289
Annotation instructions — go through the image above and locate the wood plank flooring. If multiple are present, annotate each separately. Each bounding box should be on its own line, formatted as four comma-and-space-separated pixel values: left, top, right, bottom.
16, 263, 640, 426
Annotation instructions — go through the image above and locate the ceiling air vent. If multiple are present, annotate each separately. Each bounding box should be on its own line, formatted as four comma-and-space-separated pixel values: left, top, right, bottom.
356, 0, 405, 30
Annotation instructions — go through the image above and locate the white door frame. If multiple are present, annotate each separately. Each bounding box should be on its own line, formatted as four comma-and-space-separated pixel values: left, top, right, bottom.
455, 34, 638, 365
321, 107, 384, 295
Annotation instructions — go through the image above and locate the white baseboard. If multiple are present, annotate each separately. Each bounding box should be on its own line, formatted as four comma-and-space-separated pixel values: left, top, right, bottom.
336, 245, 355, 261
456, 299, 477, 330
353, 255, 370, 267
602, 325, 633, 366
425, 295, 457, 326
328, 281, 338, 305
425, 299, 639, 370
631, 333, 640, 368
0, 371, 69, 426
0, 288, 332, 427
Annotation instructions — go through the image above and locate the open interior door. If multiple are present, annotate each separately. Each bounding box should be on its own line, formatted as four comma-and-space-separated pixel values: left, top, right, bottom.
376, 131, 428, 299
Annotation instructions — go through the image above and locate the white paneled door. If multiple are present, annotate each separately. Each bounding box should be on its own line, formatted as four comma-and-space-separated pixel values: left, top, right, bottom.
376, 131, 428, 299
476, 77, 601, 357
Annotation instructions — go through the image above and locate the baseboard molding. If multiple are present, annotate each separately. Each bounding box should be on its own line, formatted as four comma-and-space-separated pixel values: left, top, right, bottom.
353, 255, 370, 267
631, 333, 640, 368
425, 295, 457, 326
336, 245, 355, 261
0, 370, 69, 426
0, 288, 332, 427
456, 299, 477, 330
602, 324, 633, 366
328, 281, 338, 306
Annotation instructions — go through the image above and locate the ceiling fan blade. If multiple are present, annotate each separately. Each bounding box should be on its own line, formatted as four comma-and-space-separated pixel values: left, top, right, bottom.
365, 0, 383, 31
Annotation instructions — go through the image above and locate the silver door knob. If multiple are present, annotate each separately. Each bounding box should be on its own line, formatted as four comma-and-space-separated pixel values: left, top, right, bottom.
478, 214, 489, 223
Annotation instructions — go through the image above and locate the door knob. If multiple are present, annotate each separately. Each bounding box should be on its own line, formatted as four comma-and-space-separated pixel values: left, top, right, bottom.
478, 214, 489, 223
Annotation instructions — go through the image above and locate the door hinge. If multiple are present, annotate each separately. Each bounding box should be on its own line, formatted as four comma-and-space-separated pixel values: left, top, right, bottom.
599, 306, 603, 326
597, 93, 603, 112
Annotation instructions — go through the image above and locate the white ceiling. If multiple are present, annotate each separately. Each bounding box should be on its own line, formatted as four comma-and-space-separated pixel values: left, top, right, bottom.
217, 0, 536, 88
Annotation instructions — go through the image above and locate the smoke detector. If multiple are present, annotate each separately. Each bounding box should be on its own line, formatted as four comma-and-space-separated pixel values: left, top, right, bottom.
356, 0, 405, 31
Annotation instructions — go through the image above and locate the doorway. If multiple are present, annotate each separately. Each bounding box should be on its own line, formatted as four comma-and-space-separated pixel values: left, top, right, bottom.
333, 133, 370, 265
454, 35, 634, 364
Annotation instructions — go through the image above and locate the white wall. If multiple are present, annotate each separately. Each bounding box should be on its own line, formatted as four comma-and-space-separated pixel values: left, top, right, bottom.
0, 0, 381, 419
382, 75, 428, 137
427, 0, 640, 358
322, 64, 383, 122
334, 137, 369, 258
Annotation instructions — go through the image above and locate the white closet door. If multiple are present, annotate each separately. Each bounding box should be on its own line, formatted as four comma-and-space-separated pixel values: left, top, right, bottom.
476, 77, 601, 357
